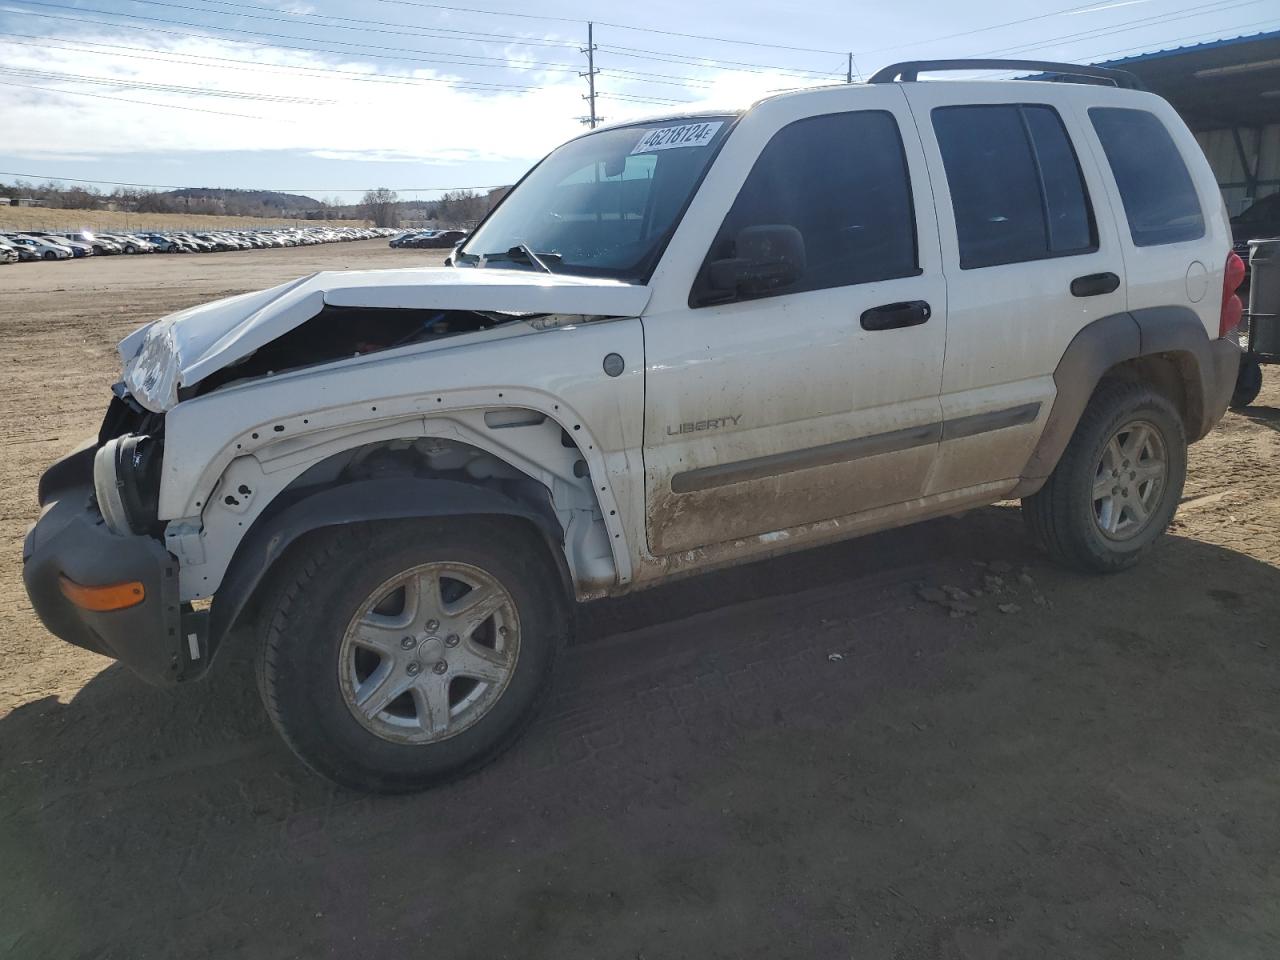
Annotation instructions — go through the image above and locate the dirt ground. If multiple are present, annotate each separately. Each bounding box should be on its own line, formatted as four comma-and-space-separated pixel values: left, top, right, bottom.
1, 241, 1278, 959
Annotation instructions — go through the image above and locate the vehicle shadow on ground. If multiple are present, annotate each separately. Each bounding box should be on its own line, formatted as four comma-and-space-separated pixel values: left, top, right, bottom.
1237, 402, 1280, 433
3, 505, 1280, 958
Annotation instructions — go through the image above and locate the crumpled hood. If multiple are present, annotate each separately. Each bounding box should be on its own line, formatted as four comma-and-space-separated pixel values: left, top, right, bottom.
118, 267, 652, 412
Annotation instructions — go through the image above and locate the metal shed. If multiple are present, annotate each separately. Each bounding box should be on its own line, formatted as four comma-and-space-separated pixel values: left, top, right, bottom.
1098, 31, 1280, 215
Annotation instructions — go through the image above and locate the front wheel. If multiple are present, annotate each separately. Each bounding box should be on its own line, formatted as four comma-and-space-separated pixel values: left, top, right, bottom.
1023, 381, 1187, 573
258, 518, 567, 792
42, 251, 56, 261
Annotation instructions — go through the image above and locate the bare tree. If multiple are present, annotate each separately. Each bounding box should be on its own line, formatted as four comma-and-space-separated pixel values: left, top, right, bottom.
362, 187, 400, 228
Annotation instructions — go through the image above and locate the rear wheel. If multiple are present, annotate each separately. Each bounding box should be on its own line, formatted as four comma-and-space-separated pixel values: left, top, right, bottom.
1023, 381, 1186, 573
258, 518, 567, 792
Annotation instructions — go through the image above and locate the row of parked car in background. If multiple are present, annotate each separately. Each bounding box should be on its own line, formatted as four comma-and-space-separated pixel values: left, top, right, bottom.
389, 228, 468, 249
0, 226, 397, 263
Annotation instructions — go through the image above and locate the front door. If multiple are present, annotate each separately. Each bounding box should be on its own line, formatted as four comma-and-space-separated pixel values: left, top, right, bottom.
640, 89, 949, 556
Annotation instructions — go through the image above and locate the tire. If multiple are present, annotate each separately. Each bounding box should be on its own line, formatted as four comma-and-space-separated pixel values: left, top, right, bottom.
1230, 357, 1263, 409
258, 517, 568, 792
1022, 380, 1187, 574
42, 251, 55, 261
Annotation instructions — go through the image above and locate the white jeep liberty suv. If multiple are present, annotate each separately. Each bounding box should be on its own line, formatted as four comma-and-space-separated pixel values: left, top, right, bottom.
24, 60, 1246, 792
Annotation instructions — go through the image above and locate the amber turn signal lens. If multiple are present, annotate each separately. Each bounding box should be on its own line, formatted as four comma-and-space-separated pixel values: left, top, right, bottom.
58, 576, 146, 612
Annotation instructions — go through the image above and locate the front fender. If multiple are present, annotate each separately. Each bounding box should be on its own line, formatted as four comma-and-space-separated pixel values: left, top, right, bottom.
207, 476, 568, 655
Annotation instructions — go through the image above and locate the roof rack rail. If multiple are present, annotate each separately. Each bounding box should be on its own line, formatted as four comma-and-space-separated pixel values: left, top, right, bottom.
867, 59, 1144, 90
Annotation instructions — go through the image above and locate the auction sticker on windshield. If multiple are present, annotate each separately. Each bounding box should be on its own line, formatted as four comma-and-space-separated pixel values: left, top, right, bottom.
631, 121, 723, 154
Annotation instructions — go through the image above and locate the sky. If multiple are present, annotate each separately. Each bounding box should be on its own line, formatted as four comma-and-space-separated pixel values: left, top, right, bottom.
0, 0, 1277, 203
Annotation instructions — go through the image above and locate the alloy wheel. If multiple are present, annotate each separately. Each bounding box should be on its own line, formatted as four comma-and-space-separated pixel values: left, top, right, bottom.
337, 562, 521, 744
1092, 419, 1168, 541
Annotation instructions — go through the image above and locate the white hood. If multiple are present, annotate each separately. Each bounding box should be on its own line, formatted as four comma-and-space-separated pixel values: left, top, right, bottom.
118, 267, 652, 412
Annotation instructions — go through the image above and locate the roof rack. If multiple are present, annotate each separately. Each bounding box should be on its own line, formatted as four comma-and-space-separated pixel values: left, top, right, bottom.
867, 59, 1145, 90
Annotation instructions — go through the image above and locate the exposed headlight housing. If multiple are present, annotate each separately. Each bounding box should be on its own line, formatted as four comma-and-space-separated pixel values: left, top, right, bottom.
122, 321, 182, 413
94, 435, 164, 536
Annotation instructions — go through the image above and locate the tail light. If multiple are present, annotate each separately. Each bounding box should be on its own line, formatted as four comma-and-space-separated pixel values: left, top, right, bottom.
1220, 250, 1246, 338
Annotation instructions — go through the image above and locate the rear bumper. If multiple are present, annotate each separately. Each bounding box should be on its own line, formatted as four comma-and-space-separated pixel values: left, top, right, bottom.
1197, 337, 1242, 440
22, 440, 207, 686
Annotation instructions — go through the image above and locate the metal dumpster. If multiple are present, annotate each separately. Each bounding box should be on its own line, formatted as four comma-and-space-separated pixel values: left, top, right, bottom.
1232, 238, 1280, 407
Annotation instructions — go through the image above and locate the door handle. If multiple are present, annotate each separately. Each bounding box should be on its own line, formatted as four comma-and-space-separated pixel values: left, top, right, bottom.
860, 300, 931, 331
1070, 272, 1120, 297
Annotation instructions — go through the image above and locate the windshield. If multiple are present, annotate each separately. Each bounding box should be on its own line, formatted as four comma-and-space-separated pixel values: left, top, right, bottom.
457, 116, 735, 282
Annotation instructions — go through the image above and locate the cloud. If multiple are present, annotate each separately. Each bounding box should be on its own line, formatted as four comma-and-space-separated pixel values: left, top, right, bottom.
0, 30, 822, 170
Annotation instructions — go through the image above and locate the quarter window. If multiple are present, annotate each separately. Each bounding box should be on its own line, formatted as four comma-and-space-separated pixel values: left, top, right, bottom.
1089, 107, 1205, 247
693, 110, 919, 305
932, 104, 1098, 269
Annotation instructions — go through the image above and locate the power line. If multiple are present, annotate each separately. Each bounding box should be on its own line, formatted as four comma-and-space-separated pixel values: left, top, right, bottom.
1073, 15, 1280, 60
0, 33, 719, 122
8, 3, 738, 89
0, 33, 557, 93
97, 0, 585, 51
366, 0, 845, 55
0, 65, 334, 103
591, 20, 842, 56
0, 171, 508, 192
1, 31, 717, 91
369, 0, 577, 25
0, 79, 278, 119
597, 92, 697, 106
603, 69, 713, 89
596, 43, 842, 79
179, 0, 581, 48
924, 16, 1280, 80
971, 0, 1269, 58
7, 0, 588, 72
854, 0, 1172, 56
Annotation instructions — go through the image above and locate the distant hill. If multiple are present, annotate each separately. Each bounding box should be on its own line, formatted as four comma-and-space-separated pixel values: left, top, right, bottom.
159, 188, 321, 212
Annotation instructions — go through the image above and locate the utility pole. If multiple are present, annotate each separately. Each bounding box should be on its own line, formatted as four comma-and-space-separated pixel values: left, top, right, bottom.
579, 21, 601, 129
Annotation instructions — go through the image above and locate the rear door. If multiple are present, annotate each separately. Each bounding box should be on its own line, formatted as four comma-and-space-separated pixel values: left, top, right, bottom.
901, 84, 1128, 494
640, 88, 948, 555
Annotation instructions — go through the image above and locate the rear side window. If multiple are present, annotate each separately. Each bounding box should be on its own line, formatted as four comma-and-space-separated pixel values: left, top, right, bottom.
695, 109, 919, 303
932, 104, 1097, 269
1089, 107, 1205, 247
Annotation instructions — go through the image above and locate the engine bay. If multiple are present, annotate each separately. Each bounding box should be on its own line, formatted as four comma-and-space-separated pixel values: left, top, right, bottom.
186, 305, 529, 398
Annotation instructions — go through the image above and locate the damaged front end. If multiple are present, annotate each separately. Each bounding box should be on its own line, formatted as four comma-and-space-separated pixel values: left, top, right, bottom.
183, 305, 524, 400
25, 266, 648, 685
24, 395, 206, 686
118, 267, 651, 411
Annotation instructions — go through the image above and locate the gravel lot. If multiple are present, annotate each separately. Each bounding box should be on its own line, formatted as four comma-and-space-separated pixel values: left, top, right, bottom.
1, 239, 1278, 959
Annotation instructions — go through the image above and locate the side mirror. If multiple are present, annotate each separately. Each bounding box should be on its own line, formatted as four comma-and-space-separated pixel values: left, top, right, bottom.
703, 225, 806, 300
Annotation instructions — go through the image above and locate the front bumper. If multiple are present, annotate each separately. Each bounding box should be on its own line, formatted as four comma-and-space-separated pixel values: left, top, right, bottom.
22, 439, 207, 686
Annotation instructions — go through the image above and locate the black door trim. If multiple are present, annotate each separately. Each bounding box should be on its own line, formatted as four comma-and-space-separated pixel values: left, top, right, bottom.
941, 402, 1041, 441
670, 422, 940, 494
669, 401, 1043, 494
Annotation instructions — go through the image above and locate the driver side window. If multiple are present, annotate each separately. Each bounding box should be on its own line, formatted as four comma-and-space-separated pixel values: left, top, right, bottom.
692, 110, 920, 306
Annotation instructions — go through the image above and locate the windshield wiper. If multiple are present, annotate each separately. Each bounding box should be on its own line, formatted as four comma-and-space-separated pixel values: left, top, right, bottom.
461, 243, 557, 272
505, 243, 553, 273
